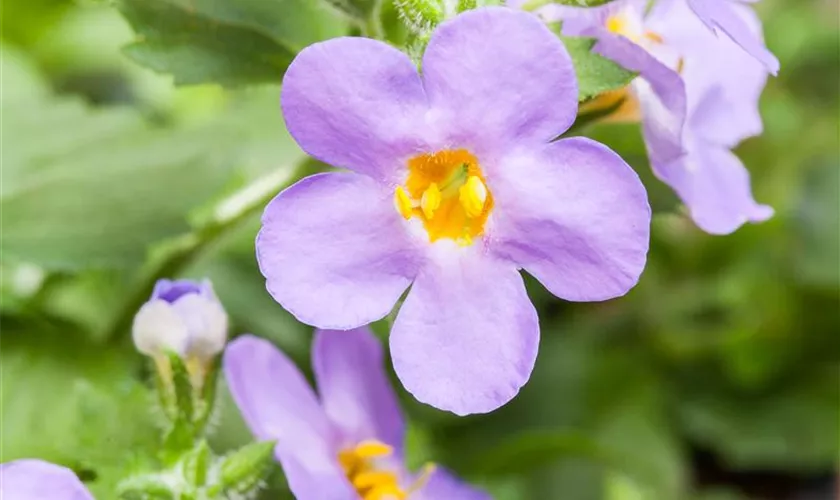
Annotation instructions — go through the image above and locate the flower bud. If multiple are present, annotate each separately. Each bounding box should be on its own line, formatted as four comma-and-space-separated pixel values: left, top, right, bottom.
132, 279, 228, 361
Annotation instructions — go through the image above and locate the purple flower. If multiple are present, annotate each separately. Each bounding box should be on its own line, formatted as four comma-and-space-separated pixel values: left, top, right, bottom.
0, 460, 93, 500
540, 0, 772, 234
686, 0, 779, 74
257, 7, 650, 415
132, 279, 228, 361
223, 328, 491, 500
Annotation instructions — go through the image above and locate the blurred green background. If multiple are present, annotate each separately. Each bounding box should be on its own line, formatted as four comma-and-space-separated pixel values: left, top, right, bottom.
1, 0, 837, 499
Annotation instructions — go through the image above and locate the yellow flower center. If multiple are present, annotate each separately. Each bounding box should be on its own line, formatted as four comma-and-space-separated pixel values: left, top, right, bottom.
393, 150, 493, 245
338, 440, 435, 500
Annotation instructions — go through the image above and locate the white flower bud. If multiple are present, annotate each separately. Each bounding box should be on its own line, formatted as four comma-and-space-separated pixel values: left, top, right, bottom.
132, 279, 228, 360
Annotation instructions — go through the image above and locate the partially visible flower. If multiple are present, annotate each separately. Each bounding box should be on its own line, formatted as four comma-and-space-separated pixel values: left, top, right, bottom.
132, 279, 228, 362
224, 328, 491, 500
258, 7, 650, 415
539, 0, 772, 234
0, 460, 93, 500
685, 0, 779, 74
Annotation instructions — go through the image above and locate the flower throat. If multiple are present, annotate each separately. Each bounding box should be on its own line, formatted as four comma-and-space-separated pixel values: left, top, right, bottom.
394, 149, 493, 246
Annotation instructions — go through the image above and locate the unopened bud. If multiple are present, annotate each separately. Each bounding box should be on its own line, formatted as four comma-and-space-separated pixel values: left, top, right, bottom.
132, 279, 228, 361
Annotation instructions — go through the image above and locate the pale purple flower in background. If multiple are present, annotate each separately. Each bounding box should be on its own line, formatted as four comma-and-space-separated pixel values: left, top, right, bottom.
0, 460, 93, 500
539, 0, 772, 234
686, 0, 779, 74
132, 279, 228, 361
257, 7, 650, 416
224, 328, 490, 500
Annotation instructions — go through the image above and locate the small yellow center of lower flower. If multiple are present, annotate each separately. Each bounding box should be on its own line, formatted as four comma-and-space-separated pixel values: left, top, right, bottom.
338, 440, 435, 500
393, 149, 493, 245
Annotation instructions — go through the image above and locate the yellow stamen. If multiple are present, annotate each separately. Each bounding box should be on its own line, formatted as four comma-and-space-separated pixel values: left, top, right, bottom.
644, 31, 663, 44
365, 483, 406, 500
394, 186, 413, 220
459, 175, 488, 218
420, 183, 441, 220
394, 149, 493, 244
354, 440, 393, 459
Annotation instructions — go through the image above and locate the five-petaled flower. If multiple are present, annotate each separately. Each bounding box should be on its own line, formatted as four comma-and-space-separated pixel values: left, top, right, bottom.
538, 0, 773, 234
224, 328, 491, 500
0, 460, 94, 500
257, 7, 651, 416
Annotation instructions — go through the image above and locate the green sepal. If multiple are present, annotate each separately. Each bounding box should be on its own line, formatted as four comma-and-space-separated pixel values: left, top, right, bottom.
193, 357, 219, 436
456, 0, 477, 11
168, 351, 195, 425
218, 440, 277, 494
182, 440, 211, 488
117, 474, 176, 500
161, 416, 195, 465
153, 358, 177, 422
394, 0, 444, 34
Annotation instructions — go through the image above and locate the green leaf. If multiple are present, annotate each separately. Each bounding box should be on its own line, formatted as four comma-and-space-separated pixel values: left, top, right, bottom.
0, 328, 158, 498
562, 36, 637, 101
118, 0, 346, 86
464, 430, 612, 477
0, 92, 239, 270
218, 440, 277, 494
324, 0, 382, 22
679, 368, 840, 472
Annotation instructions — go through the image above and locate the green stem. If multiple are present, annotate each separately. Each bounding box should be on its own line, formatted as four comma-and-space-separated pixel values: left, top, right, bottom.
362, 0, 386, 39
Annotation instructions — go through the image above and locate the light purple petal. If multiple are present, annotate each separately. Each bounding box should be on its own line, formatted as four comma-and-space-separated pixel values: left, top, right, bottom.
544, 0, 643, 32
592, 34, 687, 165
280, 37, 429, 182
257, 172, 421, 330
151, 278, 203, 303
313, 327, 405, 451
648, 0, 767, 147
653, 143, 772, 234
415, 467, 491, 500
0, 460, 92, 500
223, 335, 353, 499
422, 7, 577, 160
275, 451, 357, 500
390, 252, 539, 416
686, 0, 779, 74
490, 137, 650, 301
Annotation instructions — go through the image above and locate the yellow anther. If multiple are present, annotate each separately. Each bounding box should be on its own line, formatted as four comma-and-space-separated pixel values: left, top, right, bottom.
353, 471, 400, 489
354, 440, 394, 459
420, 183, 441, 220
458, 176, 488, 218
364, 483, 406, 500
393, 186, 413, 220
644, 31, 663, 44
